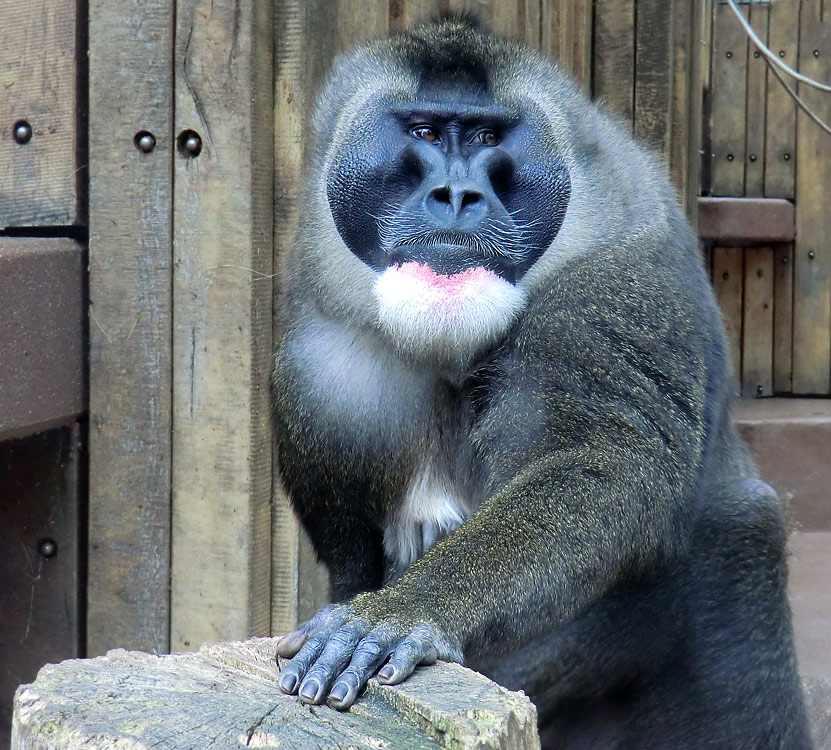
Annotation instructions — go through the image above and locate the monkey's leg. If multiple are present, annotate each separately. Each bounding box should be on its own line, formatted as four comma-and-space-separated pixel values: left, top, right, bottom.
627, 478, 812, 749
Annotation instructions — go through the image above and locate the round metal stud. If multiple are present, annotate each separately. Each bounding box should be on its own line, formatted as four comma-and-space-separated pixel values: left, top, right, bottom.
13, 120, 32, 144
779, 50, 786, 58
783, 153, 791, 161
749, 154, 757, 162
754, 51, 761, 59
726, 153, 735, 162
135, 130, 156, 153
178, 129, 202, 158
808, 250, 816, 260
814, 50, 821, 58
37, 538, 57, 558
726, 51, 733, 59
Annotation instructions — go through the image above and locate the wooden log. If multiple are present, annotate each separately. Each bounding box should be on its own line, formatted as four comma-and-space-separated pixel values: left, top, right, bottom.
11, 639, 541, 749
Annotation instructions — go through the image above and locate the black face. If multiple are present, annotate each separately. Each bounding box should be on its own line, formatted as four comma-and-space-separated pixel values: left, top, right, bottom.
326, 81, 571, 284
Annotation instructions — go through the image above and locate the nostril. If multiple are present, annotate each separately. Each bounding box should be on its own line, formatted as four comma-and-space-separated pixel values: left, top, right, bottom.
460, 190, 482, 209
429, 185, 452, 204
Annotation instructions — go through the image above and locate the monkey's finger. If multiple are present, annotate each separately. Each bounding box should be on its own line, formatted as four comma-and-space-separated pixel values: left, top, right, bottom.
277, 631, 330, 695
275, 629, 308, 658
376, 635, 438, 685
297, 622, 368, 704
327, 632, 392, 710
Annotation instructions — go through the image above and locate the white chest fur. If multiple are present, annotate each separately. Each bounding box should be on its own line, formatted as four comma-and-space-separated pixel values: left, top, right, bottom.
383, 463, 468, 583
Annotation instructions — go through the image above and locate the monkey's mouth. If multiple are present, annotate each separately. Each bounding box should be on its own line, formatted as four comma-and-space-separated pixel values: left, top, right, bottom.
385, 239, 518, 283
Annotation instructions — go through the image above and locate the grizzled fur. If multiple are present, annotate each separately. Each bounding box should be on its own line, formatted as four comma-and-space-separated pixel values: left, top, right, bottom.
271, 18, 812, 749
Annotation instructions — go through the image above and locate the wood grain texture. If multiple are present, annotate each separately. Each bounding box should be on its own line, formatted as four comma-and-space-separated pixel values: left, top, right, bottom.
12, 639, 541, 749
710, 1, 748, 196
742, 246, 774, 398
744, 4, 769, 197
170, 0, 274, 649
634, 0, 673, 158
764, 0, 798, 198
390, 0, 442, 32
337, 0, 390, 51
712, 246, 744, 393
0, 0, 82, 227
793, 0, 831, 394
87, 0, 173, 657
593, 0, 635, 126
773, 243, 794, 394
271, 0, 336, 636
542, 0, 592, 91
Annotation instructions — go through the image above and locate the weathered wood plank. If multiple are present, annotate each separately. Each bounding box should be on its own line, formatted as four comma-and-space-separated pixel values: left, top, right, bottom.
11, 640, 541, 749
1, 426, 80, 742
742, 246, 774, 398
170, 0, 274, 648
697, 197, 794, 243
337, 0, 390, 51
712, 246, 744, 391
710, 1, 748, 196
744, 3, 769, 196
0, 239, 84, 440
793, 0, 831, 395
87, 0, 173, 656
0, 0, 82, 227
542, 0, 592, 91
773, 243, 794, 394
593, 0, 636, 126
634, 0, 673, 158
764, 0, 798, 198
271, 0, 336, 636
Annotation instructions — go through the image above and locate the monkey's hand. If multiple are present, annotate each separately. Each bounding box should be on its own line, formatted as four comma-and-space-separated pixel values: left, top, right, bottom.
275, 592, 463, 710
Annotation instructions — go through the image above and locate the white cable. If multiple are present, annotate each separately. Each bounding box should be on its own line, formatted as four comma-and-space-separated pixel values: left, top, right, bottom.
723, 0, 831, 93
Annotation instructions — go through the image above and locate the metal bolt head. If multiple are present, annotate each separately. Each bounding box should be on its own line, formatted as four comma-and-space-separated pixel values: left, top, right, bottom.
726, 51, 733, 59
808, 250, 816, 259
756, 385, 764, 397
783, 152, 791, 161
749, 154, 757, 163
779, 50, 786, 58
178, 129, 203, 158
13, 120, 32, 144
726, 153, 735, 162
135, 130, 156, 153
814, 50, 821, 58
754, 51, 761, 59
37, 538, 57, 558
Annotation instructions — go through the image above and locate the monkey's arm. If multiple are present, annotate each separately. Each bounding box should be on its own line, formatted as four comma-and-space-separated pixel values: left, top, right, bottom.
277, 412, 704, 708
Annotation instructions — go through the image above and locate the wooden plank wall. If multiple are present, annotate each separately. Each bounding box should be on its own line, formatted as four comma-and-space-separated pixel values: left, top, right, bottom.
706, 0, 831, 397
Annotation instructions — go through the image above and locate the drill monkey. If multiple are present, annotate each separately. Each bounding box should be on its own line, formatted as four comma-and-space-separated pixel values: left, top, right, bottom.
271, 18, 811, 748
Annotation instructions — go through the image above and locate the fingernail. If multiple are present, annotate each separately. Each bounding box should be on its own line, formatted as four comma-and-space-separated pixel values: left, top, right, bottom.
330, 683, 348, 703
279, 673, 297, 693
299, 678, 320, 702
378, 666, 394, 682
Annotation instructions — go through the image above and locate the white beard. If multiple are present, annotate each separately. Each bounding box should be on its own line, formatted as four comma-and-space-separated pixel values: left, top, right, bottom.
374, 262, 526, 368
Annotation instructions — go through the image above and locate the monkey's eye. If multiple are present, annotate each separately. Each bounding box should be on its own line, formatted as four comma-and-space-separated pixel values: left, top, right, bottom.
474, 129, 500, 146
411, 125, 440, 143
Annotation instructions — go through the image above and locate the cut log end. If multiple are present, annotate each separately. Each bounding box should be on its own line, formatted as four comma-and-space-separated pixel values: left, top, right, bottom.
11, 637, 540, 750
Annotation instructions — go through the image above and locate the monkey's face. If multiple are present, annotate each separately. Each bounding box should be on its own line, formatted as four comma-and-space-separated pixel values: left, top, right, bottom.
325, 75, 571, 367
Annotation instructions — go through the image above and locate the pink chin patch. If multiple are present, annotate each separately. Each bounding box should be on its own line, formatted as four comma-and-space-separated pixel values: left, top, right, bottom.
393, 262, 501, 296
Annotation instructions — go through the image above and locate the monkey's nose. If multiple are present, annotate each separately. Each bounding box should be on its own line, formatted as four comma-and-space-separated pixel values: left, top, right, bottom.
425, 183, 489, 226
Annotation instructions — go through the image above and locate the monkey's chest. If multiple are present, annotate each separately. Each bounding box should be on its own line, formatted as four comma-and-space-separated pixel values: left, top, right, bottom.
382, 462, 470, 583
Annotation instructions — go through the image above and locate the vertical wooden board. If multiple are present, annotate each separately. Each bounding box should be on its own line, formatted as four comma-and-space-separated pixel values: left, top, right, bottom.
709, 1, 747, 196
569, 0, 593, 93
773, 243, 794, 394
593, 0, 636, 126
170, 0, 274, 649
443, 0, 536, 44
668, 0, 696, 211
542, 0, 591, 89
87, 0, 172, 657
390, 0, 442, 32
0, 426, 80, 741
698, 0, 715, 197
271, 0, 336, 635
634, 0, 673, 159
793, 1, 831, 394
741, 247, 774, 398
0, 0, 81, 227
337, 0, 390, 51
744, 4, 769, 197
712, 246, 743, 390
764, 0, 798, 198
